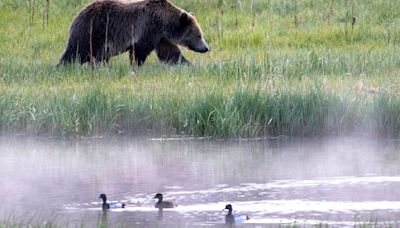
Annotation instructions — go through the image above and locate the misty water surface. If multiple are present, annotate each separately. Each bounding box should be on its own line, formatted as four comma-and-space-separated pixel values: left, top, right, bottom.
1, 136, 400, 227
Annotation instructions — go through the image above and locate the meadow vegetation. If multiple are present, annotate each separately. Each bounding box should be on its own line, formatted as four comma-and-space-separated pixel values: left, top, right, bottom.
0, 0, 400, 137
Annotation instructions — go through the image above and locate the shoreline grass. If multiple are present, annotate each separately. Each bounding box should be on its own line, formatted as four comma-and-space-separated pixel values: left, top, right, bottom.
0, 75, 398, 138
1, 0, 400, 138
0, 218, 395, 228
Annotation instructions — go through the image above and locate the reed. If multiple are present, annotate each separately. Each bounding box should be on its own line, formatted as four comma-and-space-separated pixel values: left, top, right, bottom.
0, 218, 394, 228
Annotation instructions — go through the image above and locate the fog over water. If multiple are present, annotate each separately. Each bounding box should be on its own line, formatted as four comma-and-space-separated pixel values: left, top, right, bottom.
1, 136, 400, 227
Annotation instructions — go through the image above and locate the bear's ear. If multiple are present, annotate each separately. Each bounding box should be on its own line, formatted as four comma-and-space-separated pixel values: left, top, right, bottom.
179, 12, 191, 27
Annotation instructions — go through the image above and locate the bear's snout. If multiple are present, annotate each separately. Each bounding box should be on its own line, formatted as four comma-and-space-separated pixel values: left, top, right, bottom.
191, 38, 210, 53
198, 45, 210, 53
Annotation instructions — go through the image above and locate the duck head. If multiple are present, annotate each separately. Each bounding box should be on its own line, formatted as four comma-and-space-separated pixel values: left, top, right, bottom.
225, 204, 233, 214
153, 193, 163, 201
99, 193, 107, 202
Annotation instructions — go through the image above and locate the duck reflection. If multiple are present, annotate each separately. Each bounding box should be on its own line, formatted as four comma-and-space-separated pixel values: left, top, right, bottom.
98, 209, 109, 228
157, 208, 164, 220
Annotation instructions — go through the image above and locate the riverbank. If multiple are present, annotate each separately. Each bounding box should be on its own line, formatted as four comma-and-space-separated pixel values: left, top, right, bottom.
1, 0, 399, 137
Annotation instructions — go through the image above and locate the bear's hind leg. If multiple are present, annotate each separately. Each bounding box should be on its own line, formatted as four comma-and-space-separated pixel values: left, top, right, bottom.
155, 38, 189, 65
60, 42, 88, 65
60, 49, 75, 64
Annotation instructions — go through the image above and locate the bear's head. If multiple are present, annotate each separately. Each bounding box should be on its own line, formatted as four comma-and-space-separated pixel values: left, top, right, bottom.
167, 12, 210, 53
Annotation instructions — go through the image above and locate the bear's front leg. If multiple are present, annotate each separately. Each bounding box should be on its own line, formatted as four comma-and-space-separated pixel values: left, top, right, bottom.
132, 43, 154, 66
155, 38, 189, 65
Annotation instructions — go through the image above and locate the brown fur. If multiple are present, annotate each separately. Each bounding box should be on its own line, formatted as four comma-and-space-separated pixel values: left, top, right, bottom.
59, 0, 208, 66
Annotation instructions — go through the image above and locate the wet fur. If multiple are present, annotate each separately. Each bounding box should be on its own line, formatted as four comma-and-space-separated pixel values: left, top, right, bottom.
60, 0, 198, 66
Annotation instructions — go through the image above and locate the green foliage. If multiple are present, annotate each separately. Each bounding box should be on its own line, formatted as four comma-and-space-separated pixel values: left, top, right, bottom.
0, 0, 400, 137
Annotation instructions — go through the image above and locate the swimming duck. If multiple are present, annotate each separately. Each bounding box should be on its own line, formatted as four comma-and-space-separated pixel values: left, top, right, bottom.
224, 204, 249, 224
153, 193, 177, 209
98, 193, 126, 209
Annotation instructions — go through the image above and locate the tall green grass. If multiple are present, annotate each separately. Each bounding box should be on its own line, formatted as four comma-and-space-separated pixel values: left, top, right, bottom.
0, 0, 400, 137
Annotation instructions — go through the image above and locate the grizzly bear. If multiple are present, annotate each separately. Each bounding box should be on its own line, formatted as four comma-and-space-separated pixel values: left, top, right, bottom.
59, 0, 209, 66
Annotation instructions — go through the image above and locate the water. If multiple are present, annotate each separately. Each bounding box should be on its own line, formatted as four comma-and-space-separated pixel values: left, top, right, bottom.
1, 136, 400, 227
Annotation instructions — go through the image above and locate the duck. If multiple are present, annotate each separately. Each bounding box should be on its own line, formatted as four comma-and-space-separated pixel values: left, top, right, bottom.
153, 193, 177, 209
224, 204, 250, 224
98, 193, 126, 209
